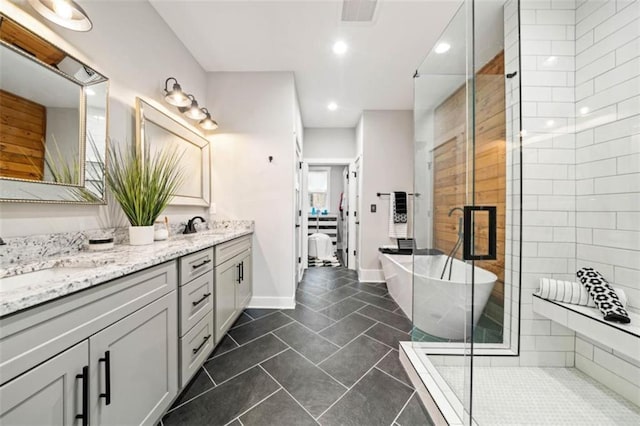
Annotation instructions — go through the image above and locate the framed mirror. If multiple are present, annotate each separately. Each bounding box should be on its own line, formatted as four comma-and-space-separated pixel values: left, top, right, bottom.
136, 98, 210, 207
0, 13, 108, 204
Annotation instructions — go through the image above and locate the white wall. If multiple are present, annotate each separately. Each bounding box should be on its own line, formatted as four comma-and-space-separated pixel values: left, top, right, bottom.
303, 128, 356, 160
359, 110, 414, 281
0, 0, 208, 237
206, 71, 297, 309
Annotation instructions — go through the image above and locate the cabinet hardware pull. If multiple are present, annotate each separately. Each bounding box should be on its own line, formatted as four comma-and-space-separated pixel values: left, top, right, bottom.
99, 351, 111, 405
75, 365, 89, 426
192, 259, 212, 269
240, 261, 244, 282
192, 292, 211, 306
237, 263, 242, 284
192, 334, 212, 354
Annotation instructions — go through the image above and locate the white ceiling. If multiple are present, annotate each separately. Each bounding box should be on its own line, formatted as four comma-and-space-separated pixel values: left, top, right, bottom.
149, 0, 463, 128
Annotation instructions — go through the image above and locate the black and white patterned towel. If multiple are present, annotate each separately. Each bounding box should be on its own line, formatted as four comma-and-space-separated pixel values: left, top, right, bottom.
577, 267, 630, 324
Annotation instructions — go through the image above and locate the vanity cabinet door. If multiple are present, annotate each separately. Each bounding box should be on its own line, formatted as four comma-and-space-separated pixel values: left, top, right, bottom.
90, 291, 177, 426
236, 250, 252, 311
215, 257, 239, 343
0, 341, 89, 426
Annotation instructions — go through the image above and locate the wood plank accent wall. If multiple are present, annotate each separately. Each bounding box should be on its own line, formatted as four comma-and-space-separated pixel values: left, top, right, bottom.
433, 51, 506, 303
0, 89, 46, 180
0, 17, 65, 66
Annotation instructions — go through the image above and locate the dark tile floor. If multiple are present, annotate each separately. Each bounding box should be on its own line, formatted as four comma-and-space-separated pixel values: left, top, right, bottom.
162, 266, 433, 426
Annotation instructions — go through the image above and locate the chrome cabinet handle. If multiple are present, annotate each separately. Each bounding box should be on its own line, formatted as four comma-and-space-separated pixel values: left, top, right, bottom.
99, 351, 111, 405
192, 292, 211, 307
75, 365, 89, 426
192, 334, 212, 355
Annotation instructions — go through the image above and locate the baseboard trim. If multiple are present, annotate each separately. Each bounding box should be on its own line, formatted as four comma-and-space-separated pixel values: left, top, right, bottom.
358, 268, 385, 283
248, 296, 295, 310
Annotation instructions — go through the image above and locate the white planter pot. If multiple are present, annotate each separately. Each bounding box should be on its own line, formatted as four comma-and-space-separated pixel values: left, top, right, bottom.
129, 225, 154, 246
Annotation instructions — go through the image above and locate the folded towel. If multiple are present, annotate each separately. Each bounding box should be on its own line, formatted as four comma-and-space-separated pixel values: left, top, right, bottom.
389, 193, 408, 239
537, 278, 628, 308
577, 267, 631, 324
393, 192, 408, 223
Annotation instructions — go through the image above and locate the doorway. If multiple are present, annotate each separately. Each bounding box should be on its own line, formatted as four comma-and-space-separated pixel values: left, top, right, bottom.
301, 158, 358, 276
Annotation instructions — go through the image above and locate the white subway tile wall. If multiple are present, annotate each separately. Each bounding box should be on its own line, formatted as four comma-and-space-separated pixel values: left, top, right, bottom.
517, 0, 640, 401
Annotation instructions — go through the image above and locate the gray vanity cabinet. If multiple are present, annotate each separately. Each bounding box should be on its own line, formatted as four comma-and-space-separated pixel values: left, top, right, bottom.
90, 292, 177, 426
0, 341, 89, 426
236, 249, 252, 310
214, 235, 253, 343
0, 262, 178, 426
215, 257, 240, 343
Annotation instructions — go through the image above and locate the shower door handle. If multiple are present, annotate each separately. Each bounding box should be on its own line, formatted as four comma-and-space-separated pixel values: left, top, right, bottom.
463, 205, 497, 261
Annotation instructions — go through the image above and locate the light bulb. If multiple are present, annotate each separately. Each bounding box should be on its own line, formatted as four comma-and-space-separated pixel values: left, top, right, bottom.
52, 0, 73, 19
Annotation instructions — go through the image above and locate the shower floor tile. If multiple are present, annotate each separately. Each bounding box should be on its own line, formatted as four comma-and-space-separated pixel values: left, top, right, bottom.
436, 365, 640, 425
162, 266, 431, 425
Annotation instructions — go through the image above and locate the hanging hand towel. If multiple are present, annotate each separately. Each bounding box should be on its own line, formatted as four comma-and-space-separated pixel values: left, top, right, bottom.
577, 267, 631, 324
537, 278, 628, 308
389, 192, 408, 239
393, 191, 408, 224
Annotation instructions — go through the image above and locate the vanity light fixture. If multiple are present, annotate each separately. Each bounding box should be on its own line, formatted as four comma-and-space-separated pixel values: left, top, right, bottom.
162, 77, 218, 130
163, 77, 191, 107
28, 0, 93, 31
180, 95, 207, 120
199, 109, 219, 131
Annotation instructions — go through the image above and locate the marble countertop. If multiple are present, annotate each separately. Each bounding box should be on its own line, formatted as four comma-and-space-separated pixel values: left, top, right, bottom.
0, 228, 253, 317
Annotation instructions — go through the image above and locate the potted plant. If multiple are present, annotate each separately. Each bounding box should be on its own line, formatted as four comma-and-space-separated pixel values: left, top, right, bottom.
107, 144, 184, 245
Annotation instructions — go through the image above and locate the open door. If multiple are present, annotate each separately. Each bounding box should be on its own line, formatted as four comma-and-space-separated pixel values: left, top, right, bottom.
342, 167, 349, 267
295, 147, 303, 284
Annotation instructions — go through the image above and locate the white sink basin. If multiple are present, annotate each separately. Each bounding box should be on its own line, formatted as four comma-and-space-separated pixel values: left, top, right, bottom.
0, 267, 92, 292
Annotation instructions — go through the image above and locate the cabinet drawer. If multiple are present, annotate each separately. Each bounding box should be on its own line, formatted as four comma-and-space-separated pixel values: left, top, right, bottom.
0, 262, 177, 386
215, 235, 251, 266
179, 272, 213, 336
180, 313, 214, 387
179, 248, 214, 284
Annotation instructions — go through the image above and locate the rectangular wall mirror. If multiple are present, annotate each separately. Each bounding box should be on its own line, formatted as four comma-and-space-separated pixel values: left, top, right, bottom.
136, 98, 210, 207
0, 14, 109, 204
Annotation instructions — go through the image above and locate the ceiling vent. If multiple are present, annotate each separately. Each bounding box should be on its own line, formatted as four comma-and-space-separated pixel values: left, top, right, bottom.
341, 0, 378, 22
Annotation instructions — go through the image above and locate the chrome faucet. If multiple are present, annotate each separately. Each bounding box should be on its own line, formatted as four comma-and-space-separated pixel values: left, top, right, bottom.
183, 216, 206, 234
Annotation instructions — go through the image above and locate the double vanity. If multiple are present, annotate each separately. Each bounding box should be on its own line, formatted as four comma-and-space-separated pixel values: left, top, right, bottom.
0, 227, 254, 425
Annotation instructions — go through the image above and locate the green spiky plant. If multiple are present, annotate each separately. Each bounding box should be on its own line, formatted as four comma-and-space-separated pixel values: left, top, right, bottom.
106, 144, 185, 226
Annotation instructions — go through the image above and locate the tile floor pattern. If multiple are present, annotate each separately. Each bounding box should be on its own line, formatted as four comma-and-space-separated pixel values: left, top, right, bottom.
162, 267, 434, 426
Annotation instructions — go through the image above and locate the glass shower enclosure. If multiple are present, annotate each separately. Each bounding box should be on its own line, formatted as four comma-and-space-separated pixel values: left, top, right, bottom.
411, 0, 522, 422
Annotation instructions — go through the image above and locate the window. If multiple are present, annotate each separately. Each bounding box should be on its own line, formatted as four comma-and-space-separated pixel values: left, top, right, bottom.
308, 167, 330, 213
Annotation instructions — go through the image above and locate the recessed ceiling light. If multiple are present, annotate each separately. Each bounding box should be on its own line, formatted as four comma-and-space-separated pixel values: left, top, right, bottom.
332, 41, 348, 55
434, 42, 451, 54
327, 102, 338, 111
546, 120, 555, 127
579, 106, 590, 115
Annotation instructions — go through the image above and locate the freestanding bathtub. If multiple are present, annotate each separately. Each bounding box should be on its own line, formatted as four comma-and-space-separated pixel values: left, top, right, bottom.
379, 252, 497, 340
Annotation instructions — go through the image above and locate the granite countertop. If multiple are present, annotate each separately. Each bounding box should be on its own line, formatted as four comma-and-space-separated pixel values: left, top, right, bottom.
0, 228, 253, 317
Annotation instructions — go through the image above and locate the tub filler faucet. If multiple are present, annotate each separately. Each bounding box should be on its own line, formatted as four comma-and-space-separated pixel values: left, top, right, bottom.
441, 207, 464, 280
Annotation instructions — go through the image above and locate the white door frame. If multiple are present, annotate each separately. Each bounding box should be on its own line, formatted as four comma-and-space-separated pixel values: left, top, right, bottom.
348, 158, 360, 271
301, 161, 309, 271
304, 158, 355, 270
